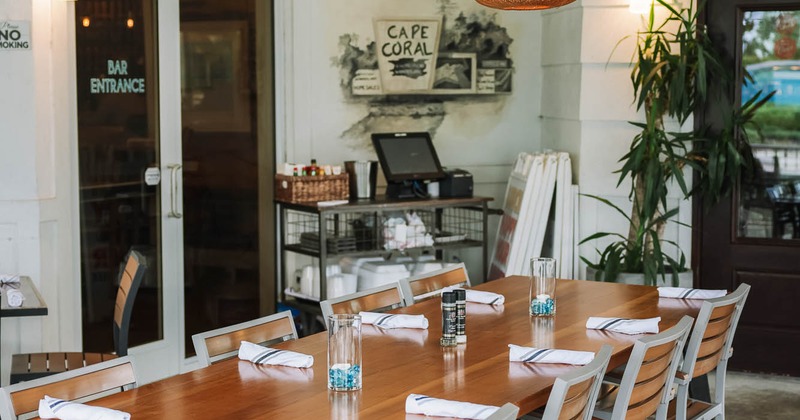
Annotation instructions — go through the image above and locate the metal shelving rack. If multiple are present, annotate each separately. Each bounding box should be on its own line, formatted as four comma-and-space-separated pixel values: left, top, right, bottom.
276, 196, 494, 322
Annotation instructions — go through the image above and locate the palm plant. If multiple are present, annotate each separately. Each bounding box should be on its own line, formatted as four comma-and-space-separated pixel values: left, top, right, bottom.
581, 0, 772, 285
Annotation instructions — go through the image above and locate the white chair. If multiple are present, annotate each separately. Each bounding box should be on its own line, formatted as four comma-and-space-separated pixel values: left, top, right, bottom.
534, 344, 613, 420
487, 402, 521, 420
0, 356, 136, 419
192, 310, 298, 367
670, 284, 750, 420
593, 316, 694, 420
399, 262, 471, 305
320, 282, 408, 323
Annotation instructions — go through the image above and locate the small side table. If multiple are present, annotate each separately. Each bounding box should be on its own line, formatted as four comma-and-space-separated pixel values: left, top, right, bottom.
1, 276, 48, 386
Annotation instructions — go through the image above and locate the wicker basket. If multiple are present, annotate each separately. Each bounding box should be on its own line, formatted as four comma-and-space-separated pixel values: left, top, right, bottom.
275, 174, 349, 203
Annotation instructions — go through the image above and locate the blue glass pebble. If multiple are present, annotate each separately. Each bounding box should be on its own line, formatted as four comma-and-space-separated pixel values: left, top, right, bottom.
329, 364, 361, 390
530, 297, 555, 316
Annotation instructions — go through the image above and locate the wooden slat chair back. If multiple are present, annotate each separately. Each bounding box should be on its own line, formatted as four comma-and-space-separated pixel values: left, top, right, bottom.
0, 356, 136, 419
320, 282, 407, 323
486, 403, 520, 420
192, 311, 298, 368
670, 283, 750, 420
399, 263, 471, 305
540, 345, 612, 420
594, 316, 693, 420
113, 251, 145, 357
10, 251, 146, 384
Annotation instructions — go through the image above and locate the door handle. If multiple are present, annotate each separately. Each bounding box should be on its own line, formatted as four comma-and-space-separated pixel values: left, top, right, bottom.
168, 164, 183, 218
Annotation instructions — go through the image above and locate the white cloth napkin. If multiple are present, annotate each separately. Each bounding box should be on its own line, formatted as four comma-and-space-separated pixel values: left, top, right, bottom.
586, 316, 661, 335
405, 394, 499, 419
237, 360, 314, 383
38, 395, 130, 420
359, 311, 429, 329
363, 324, 429, 345
442, 287, 505, 305
658, 287, 727, 299
238, 341, 314, 368
508, 344, 594, 365
6, 288, 24, 307
0, 274, 20, 283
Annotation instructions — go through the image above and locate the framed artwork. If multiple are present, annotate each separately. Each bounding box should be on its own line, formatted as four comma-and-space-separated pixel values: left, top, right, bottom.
432, 52, 477, 94
180, 20, 250, 132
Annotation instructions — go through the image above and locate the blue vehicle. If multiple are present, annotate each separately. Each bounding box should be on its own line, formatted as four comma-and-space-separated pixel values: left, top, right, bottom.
743, 60, 800, 106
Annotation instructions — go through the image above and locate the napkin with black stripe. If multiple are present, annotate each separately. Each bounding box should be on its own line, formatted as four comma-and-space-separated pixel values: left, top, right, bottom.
238, 340, 313, 368
0, 274, 23, 307
38, 395, 130, 420
405, 394, 499, 419
508, 344, 594, 365
658, 287, 727, 299
586, 316, 660, 335
442, 286, 505, 305
0, 274, 20, 284
359, 311, 429, 329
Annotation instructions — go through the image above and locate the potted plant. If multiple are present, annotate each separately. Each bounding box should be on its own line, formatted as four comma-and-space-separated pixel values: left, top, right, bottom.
581, 0, 772, 286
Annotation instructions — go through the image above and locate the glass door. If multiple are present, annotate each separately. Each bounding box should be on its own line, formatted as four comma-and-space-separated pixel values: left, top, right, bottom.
75, 0, 182, 383
75, 0, 273, 382
178, 0, 273, 358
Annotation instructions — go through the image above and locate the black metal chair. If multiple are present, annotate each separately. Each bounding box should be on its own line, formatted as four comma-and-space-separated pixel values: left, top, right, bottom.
9, 250, 145, 384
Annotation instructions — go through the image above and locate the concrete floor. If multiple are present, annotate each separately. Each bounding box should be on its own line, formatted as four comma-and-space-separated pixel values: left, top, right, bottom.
722, 371, 800, 419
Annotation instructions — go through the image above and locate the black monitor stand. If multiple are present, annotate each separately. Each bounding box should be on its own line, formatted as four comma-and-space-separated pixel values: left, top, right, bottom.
386, 181, 428, 199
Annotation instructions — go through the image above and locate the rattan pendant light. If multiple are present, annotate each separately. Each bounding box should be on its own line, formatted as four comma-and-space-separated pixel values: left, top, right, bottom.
475, 0, 576, 10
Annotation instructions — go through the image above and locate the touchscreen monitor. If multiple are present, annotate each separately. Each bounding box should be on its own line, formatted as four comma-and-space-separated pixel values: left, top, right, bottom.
371, 132, 445, 183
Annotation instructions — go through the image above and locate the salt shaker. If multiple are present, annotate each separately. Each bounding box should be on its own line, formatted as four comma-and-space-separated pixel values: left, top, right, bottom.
455, 289, 466, 344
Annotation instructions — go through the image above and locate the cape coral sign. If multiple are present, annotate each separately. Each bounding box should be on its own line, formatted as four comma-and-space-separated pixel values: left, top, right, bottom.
373, 17, 441, 93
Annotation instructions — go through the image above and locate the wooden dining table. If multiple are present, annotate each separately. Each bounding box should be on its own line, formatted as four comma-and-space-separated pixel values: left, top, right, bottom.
48, 277, 702, 419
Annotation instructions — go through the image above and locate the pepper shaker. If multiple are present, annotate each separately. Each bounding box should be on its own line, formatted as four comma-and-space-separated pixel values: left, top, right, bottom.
440, 291, 457, 347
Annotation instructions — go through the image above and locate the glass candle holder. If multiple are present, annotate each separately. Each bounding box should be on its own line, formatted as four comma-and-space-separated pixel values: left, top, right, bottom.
529, 257, 557, 316
327, 314, 362, 391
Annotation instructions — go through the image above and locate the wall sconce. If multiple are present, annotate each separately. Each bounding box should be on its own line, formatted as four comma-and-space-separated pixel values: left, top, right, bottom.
81, 16, 90, 27
475, 0, 576, 10
126, 13, 135, 29
629, 0, 652, 14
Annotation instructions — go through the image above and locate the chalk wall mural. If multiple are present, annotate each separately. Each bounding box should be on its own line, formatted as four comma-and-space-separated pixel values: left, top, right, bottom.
333, 0, 515, 147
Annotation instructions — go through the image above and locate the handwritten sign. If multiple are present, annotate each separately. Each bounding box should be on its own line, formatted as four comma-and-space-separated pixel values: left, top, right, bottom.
0, 21, 31, 51
352, 69, 383, 95
374, 17, 441, 93
90, 60, 146, 94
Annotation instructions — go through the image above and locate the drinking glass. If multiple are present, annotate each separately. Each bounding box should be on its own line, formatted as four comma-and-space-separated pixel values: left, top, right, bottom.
327, 314, 362, 390
529, 257, 557, 316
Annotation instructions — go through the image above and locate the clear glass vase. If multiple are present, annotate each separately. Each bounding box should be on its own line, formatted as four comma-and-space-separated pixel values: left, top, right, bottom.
327, 314, 362, 391
529, 257, 557, 316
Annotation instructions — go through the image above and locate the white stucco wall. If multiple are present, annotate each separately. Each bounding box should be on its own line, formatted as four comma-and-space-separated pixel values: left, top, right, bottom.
541, 0, 693, 279
0, 0, 81, 386
277, 0, 544, 281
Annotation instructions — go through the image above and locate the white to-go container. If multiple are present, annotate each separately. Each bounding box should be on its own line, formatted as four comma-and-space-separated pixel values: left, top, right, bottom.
339, 256, 385, 277
357, 261, 410, 291
327, 273, 358, 299
409, 261, 444, 276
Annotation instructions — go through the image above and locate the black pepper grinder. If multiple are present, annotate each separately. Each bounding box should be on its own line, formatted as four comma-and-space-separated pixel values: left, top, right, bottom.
440, 291, 457, 347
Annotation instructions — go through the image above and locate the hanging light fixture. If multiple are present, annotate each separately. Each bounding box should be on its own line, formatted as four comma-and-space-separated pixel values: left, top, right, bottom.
474, 0, 576, 10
